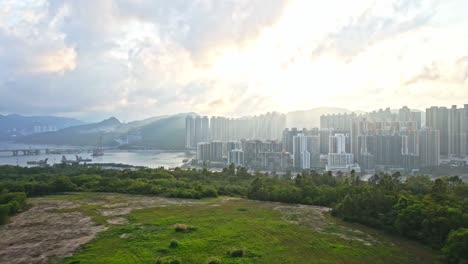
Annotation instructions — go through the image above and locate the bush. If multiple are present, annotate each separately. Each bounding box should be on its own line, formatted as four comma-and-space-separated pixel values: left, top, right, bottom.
229, 248, 244, 258
169, 239, 179, 248
0, 204, 10, 225
442, 228, 468, 263
174, 223, 196, 232
174, 224, 188, 232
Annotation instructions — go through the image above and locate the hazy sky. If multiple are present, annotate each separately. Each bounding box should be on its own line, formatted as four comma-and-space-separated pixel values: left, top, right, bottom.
0, 0, 467, 121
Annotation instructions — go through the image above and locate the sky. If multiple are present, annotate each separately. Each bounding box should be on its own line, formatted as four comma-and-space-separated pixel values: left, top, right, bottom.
0, 0, 467, 122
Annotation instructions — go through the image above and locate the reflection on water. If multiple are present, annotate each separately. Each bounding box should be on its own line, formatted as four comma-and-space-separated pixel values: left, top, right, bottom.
0, 142, 194, 168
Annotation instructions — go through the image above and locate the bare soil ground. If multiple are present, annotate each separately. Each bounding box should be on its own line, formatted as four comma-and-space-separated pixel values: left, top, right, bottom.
0, 200, 106, 264
0, 193, 206, 264
268, 202, 377, 246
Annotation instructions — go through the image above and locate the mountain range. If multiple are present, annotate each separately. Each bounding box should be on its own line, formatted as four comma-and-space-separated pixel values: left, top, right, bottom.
0, 114, 84, 140
15, 113, 191, 149
7, 107, 368, 149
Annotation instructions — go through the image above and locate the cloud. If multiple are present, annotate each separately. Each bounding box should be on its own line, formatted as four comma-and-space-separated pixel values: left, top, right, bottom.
405, 57, 468, 85
0, 0, 467, 121
312, 0, 438, 61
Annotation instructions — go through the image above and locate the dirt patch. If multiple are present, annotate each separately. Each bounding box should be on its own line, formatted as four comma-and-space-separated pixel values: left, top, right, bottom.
120, 233, 130, 239
100, 207, 133, 216
102, 202, 128, 208
97, 195, 204, 217
107, 217, 129, 225
0, 200, 106, 264
270, 203, 376, 246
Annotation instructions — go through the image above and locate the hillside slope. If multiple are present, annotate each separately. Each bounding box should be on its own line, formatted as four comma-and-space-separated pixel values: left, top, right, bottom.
16, 114, 189, 150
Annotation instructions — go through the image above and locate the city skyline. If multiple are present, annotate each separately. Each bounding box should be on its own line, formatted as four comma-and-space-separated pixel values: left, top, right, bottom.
1, 1, 468, 121
188, 104, 466, 174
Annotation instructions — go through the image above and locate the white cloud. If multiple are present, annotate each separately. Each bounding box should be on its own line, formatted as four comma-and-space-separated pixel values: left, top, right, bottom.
0, 0, 467, 121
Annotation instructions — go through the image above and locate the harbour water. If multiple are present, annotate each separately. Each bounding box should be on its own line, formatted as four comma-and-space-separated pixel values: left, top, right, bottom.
0, 142, 194, 168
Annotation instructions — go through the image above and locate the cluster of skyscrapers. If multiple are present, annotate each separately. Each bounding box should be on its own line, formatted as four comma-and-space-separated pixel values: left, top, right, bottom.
186, 104, 467, 174
185, 112, 286, 149
426, 105, 468, 157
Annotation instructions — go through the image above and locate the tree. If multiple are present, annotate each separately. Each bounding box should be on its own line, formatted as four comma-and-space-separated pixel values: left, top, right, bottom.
404, 175, 432, 195
442, 228, 468, 263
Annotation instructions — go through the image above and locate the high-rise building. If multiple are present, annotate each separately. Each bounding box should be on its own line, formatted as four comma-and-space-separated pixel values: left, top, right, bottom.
359, 152, 375, 172
320, 113, 355, 131
196, 141, 223, 162
242, 139, 263, 168
319, 129, 332, 154
196, 142, 210, 161
259, 152, 292, 171
448, 105, 468, 157
426, 106, 449, 155
185, 116, 195, 149
292, 134, 311, 169
419, 128, 440, 167
226, 141, 242, 153
398, 106, 421, 128
209, 113, 286, 143
327, 153, 354, 168
202, 116, 210, 141
307, 135, 321, 168
228, 149, 244, 166
329, 134, 346, 154
282, 128, 314, 154
194, 116, 202, 145
327, 133, 355, 171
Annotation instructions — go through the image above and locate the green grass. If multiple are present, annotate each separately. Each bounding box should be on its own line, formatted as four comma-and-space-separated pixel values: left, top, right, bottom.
58, 194, 437, 264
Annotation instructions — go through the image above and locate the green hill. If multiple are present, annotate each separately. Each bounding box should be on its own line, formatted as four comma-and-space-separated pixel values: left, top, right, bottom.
15, 114, 190, 150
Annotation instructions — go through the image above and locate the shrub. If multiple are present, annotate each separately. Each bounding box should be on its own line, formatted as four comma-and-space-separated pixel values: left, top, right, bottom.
229, 248, 244, 258
169, 240, 179, 248
442, 228, 468, 263
0, 204, 10, 225
174, 223, 196, 232
174, 224, 188, 232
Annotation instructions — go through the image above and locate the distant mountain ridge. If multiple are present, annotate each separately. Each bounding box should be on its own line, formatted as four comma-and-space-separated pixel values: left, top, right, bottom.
15, 113, 191, 150
0, 114, 84, 140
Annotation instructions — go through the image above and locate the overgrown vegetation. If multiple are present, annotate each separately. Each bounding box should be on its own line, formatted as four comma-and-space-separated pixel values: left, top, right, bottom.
0, 164, 466, 261
62, 195, 435, 263
0, 191, 27, 224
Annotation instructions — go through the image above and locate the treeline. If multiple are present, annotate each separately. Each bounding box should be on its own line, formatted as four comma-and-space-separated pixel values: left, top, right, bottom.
0, 164, 253, 199
0, 164, 466, 262
247, 170, 468, 263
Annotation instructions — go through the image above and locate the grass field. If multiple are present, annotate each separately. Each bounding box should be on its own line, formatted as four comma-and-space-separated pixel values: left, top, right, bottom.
36, 192, 437, 264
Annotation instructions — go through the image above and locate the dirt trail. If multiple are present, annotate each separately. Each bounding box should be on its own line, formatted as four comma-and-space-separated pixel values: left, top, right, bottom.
0, 200, 106, 264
